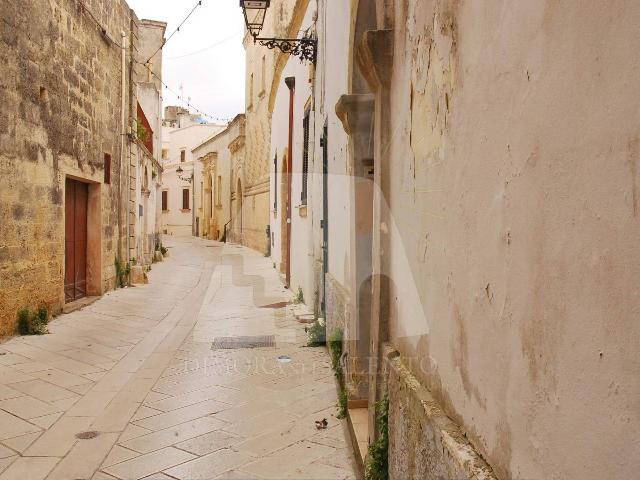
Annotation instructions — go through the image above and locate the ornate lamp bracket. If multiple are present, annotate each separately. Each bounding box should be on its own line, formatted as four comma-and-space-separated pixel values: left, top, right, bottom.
255, 34, 317, 64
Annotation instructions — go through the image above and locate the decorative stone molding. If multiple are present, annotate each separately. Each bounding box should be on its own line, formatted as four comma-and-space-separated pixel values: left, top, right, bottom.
356, 29, 393, 91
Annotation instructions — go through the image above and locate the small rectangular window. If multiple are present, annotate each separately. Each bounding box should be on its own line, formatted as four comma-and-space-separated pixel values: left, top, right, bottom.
162, 149, 168, 160
301, 110, 310, 204
162, 191, 168, 211
180, 150, 186, 162
104, 154, 111, 184
182, 188, 190, 210
216, 176, 222, 205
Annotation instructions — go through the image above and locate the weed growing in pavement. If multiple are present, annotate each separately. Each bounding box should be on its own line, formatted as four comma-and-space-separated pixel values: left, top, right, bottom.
306, 318, 326, 346
336, 388, 348, 419
328, 327, 344, 384
365, 396, 389, 480
17, 305, 49, 335
294, 286, 305, 304
114, 257, 131, 288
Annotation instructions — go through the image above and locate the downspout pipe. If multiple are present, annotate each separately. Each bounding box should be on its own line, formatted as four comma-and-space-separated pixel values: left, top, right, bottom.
119, 31, 127, 263
285, 76, 295, 288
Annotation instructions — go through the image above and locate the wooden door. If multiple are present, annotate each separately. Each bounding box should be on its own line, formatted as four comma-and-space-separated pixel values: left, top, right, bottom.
65, 178, 88, 303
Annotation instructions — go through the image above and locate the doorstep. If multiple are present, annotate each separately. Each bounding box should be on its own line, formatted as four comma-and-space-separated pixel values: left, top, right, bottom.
347, 405, 369, 474
63, 296, 100, 314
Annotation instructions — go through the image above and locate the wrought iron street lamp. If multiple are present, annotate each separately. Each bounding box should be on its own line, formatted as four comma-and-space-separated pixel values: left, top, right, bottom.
175, 165, 193, 184
239, 0, 316, 63
239, 0, 270, 38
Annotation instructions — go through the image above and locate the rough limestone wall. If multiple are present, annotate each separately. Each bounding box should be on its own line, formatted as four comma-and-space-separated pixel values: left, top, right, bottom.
385, 0, 640, 479
0, 0, 131, 333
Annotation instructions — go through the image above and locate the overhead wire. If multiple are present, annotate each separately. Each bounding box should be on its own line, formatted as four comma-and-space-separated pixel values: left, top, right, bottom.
144, 0, 204, 65
76, 0, 236, 123
166, 30, 243, 60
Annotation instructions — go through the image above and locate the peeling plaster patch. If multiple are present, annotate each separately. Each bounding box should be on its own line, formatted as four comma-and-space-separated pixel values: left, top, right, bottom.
485, 283, 494, 304
453, 307, 487, 410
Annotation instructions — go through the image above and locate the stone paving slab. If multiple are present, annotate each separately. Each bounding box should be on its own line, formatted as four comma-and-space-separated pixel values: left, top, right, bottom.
0, 238, 357, 480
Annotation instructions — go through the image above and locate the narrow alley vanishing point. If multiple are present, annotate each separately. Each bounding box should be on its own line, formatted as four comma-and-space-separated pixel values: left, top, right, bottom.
0, 239, 357, 479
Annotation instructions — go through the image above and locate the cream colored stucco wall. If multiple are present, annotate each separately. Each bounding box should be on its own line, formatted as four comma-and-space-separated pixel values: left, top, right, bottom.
383, 1, 640, 479
269, 3, 316, 304
313, 0, 354, 293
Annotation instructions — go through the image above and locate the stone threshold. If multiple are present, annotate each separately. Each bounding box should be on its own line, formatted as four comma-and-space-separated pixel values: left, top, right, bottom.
62, 295, 100, 314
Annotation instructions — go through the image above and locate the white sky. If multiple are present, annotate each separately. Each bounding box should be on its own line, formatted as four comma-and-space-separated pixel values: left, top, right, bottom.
127, 0, 246, 123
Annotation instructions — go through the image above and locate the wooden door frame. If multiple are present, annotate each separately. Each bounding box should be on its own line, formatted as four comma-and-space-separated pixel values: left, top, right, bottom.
63, 175, 103, 302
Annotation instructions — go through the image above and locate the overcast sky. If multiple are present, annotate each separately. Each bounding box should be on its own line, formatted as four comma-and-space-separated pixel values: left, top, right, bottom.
127, 0, 246, 123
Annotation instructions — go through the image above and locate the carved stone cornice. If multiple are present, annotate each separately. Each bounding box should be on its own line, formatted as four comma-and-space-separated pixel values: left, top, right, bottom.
335, 94, 374, 136
229, 135, 245, 154
356, 29, 393, 91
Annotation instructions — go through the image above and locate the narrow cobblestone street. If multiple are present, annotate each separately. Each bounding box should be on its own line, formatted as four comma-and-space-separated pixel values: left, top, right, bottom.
0, 239, 357, 480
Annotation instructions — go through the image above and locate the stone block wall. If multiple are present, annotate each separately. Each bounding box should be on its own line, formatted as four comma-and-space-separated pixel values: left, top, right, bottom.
0, 0, 135, 334
387, 352, 497, 480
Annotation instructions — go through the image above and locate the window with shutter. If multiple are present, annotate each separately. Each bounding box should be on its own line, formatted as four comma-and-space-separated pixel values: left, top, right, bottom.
182, 188, 190, 210
104, 154, 111, 184
162, 191, 168, 211
180, 149, 186, 162
301, 110, 310, 205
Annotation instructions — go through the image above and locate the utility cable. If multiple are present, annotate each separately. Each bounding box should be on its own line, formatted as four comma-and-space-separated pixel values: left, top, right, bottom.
145, 0, 204, 65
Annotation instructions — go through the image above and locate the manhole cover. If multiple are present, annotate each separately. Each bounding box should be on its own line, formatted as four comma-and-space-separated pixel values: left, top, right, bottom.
212, 335, 276, 350
75, 431, 99, 440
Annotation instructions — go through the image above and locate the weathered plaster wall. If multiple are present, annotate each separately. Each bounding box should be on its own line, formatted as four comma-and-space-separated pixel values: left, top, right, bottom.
0, 0, 135, 333
314, 0, 353, 293
384, 0, 640, 478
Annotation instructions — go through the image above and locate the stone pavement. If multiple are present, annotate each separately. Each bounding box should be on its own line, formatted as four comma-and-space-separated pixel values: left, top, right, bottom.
0, 238, 358, 480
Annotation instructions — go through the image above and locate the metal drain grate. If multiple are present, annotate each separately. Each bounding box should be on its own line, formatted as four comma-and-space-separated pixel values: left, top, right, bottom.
212, 335, 276, 349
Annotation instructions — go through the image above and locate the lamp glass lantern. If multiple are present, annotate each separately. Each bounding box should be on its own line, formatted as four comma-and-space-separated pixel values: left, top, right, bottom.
176, 165, 184, 174
239, 0, 270, 38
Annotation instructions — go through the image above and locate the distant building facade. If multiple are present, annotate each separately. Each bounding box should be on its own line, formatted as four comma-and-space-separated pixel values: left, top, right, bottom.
160, 110, 224, 237
192, 114, 245, 242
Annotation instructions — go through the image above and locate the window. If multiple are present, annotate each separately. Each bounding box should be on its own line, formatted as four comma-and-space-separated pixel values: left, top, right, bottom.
162, 190, 168, 211
162, 149, 168, 160
182, 188, 190, 210
180, 149, 186, 162
104, 153, 111, 184
200, 181, 203, 208
216, 176, 222, 205
301, 109, 310, 204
